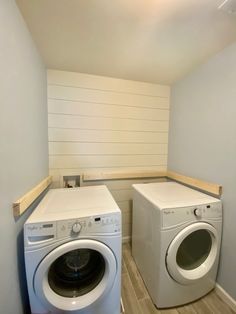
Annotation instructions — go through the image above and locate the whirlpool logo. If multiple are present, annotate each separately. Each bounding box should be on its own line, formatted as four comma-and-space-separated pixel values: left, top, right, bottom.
27, 225, 38, 231
163, 210, 175, 215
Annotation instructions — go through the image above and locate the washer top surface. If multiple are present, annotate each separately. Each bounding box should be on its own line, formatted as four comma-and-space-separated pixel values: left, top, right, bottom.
133, 182, 220, 209
26, 185, 120, 223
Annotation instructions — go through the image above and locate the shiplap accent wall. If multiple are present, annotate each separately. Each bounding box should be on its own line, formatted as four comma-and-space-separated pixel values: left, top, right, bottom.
47, 69, 170, 238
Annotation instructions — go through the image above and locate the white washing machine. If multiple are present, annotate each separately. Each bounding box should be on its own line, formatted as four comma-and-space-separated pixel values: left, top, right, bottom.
24, 185, 121, 314
132, 182, 222, 308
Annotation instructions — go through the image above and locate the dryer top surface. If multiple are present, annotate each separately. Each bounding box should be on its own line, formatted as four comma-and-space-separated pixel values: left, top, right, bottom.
133, 182, 221, 209
26, 185, 120, 223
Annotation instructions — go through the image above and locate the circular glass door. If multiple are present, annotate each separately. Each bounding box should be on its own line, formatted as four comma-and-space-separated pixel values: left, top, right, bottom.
166, 223, 218, 285
34, 239, 117, 312
48, 248, 106, 298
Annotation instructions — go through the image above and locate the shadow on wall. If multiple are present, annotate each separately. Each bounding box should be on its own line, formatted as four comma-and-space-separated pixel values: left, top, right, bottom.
17, 228, 31, 314
16, 190, 49, 314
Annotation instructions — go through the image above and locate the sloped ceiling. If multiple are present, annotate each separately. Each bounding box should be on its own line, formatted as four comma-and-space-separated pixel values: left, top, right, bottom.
16, 0, 236, 84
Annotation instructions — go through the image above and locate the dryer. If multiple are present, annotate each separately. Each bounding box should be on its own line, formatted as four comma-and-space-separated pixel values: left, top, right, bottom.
132, 182, 222, 308
24, 185, 121, 314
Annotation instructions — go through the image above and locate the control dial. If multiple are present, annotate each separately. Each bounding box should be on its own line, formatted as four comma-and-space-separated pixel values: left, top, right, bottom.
194, 208, 202, 218
72, 222, 82, 234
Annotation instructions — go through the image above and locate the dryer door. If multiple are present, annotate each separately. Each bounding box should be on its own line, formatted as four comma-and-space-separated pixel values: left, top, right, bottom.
34, 239, 117, 312
166, 222, 218, 285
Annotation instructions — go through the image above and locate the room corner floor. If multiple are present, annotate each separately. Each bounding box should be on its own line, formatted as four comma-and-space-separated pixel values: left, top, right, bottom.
122, 243, 236, 314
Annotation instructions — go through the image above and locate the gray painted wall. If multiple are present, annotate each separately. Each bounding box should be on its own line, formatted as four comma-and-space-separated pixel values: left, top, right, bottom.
168, 42, 236, 299
0, 1, 48, 313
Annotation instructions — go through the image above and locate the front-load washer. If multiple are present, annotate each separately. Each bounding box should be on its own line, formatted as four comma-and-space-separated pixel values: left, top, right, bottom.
24, 185, 121, 314
132, 182, 222, 308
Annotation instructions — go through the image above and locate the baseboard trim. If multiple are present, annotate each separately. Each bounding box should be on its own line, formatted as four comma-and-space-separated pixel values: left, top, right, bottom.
122, 236, 131, 243
215, 283, 236, 312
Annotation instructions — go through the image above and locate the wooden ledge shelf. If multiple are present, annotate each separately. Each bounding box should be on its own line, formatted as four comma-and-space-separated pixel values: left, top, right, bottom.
13, 170, 221, 217
167, 171, 222, 197
13, 175, 52, 217
83, 170, 222, 197
83, 171, 167, 182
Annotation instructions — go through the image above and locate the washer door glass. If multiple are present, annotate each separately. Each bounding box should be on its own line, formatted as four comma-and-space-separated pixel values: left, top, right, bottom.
48, 248, 105, 298
34, 239, 117, 312
166, 222, 218, 285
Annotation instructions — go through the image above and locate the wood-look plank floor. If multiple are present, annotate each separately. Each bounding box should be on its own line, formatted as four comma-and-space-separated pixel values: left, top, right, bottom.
121, 243, 235, 314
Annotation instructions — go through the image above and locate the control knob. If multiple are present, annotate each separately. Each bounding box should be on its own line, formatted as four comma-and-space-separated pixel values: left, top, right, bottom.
194, 208, 202, 218
72, 222, 82, 234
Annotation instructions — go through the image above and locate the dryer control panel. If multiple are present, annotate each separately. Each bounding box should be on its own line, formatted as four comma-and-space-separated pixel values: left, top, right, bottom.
162, 201, 222, 229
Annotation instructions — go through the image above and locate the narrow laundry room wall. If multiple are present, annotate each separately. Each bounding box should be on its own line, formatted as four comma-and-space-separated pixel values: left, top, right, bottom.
168, 42, 236, 300
0, 1, 48, 313
48, 70, 170, 238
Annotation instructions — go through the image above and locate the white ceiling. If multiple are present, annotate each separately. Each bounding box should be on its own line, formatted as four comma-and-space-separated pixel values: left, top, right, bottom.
16, 0, 236, 85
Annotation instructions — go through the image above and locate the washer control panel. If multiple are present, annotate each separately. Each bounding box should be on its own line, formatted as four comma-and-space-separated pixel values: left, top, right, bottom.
24, 213, 121, 246
57, 213, 121, 238
162, 201, 222, 229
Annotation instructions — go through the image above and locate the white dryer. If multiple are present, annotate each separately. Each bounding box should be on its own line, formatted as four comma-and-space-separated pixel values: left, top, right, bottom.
24, 185, 121, 314
132, 182, 222, 308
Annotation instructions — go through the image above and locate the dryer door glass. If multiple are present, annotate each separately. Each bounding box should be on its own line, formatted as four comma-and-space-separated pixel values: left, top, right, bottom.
166, 222, 218, 284
48, 249, 105, 298
176, 229, 212, 270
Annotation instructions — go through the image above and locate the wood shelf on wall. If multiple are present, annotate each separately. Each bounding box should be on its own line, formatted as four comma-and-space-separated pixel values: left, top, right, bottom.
83, 170, 222, 197
13, 176, 52, 217
13, 169, 222, 217
167, 170, 222, 196
83, 170, 167, 182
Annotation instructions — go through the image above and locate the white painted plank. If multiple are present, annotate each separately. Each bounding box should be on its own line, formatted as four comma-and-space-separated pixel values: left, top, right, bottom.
80, 177, 166, 190
48, 99, 169, 121
47, 70, 170, 98
49, 142, 168, 155
49, 154, 167, 169
49, 166, 167, 186
50, 166, 166, 175
48, 85, 169, 109
48, 128, 169, 144
48, 114, 169, 132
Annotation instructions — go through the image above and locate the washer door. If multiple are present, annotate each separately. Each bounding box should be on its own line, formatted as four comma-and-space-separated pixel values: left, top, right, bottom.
34, 239, 117, 312
166, 222, 218, 285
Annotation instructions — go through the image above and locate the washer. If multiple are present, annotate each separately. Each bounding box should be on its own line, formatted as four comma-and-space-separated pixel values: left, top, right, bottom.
24, 185, 121, 314
132, 182, 222, 308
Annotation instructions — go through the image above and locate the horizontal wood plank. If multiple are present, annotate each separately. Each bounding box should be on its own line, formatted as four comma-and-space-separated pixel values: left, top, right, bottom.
49, 142, 168, 156
48, 85, 169, 109
48, 114, 169, 132
48, 99, 169, 120
49, 166, 166, 177
48, 70, 170, 98
48, 128, 169, 143
49, 155, 167, 169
